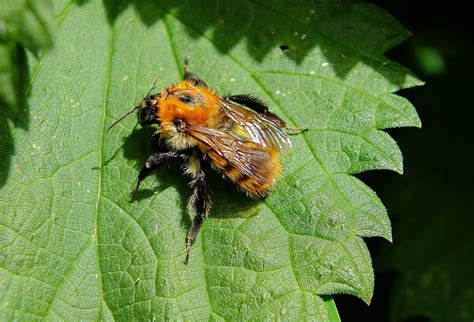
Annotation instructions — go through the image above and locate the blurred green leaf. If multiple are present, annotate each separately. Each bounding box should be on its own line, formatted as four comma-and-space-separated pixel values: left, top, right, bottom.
0, 0, 55, 111
0, 0, 55, 51
0, 0, 420, 320
414, 46, 445, 75
0, 43, 19, 110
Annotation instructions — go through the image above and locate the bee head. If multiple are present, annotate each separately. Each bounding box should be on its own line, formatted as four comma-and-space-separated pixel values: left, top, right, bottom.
137, 93, 160, 126
107, 80, 160, 132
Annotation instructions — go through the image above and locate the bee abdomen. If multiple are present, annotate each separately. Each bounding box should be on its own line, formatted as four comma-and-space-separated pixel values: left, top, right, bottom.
207, 149, 282, 199
223, 164, 274, 198
238, 175, 273, 198
223, 164, 242, 180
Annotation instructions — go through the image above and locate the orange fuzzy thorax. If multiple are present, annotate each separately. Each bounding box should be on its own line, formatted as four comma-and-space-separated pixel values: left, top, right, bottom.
157, 81, 220, 126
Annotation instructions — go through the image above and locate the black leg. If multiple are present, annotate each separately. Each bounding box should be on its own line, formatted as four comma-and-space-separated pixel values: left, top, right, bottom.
183, 57, 207, 87
132, 151, 188, 198
150, 131, 168, 152
286, 126, 309, 134
184, 167, 211, 264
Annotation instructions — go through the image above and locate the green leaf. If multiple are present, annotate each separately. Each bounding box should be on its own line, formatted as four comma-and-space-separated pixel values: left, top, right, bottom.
0, 0, 420, 320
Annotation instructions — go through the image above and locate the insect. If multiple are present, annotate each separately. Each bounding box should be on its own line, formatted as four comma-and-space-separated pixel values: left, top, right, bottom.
108, 59, 293, 264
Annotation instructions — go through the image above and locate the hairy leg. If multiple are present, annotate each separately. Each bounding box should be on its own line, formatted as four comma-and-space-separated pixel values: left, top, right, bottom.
132, 151, 188, 198
184, 155, 211, 264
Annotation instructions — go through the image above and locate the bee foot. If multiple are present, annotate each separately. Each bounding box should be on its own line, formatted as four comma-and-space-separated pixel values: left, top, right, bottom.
286, 126, 309, 135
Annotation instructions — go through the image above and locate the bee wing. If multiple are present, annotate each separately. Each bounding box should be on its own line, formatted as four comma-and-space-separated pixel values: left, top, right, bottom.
185, 126, 276, 183
219, 98, 292, 151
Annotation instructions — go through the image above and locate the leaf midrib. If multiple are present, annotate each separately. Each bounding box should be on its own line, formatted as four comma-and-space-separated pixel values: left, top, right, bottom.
93, 17, 115, 321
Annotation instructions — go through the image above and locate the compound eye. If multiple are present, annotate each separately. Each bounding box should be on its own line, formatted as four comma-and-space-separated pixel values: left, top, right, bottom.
139, 106, 157, 126
177, 94, 196, 106
173, 118, 186, 131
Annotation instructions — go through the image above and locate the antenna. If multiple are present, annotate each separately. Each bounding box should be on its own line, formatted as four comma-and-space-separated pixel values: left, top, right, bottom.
106, 106, 140, 132
147, 76, 160, 98
107, 78, 160, 132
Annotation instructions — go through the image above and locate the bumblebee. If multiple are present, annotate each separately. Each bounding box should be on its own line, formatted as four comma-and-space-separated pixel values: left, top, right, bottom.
108, 60, 292, 264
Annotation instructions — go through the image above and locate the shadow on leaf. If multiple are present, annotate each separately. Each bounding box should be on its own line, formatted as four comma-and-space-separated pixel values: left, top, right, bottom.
99, 0, 414, 84
119, 125, 260, 230
1, 0, 416, 187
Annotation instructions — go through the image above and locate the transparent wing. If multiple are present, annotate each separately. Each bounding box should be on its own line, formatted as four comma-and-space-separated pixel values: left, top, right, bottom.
185, 126, 275, 183
219, 98, 292, 151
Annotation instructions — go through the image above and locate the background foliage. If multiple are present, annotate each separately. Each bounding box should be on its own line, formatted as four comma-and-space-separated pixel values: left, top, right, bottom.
336, 1, 474, 321
5, 0, 466, 321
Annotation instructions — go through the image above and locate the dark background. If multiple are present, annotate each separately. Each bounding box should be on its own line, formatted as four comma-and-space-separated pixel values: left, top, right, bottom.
336, 1, 474, 321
